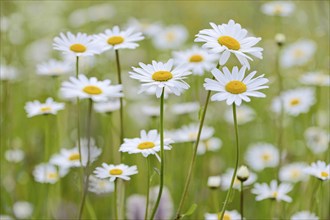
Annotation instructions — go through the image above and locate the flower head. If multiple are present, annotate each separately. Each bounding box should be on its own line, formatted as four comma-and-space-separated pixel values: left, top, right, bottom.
0, 65, 19, 81
94, 163, 138, 181
245, 143, 279, 171
33, 163, 68, 184
24, 98, 65, 118
304, 160, 330, 181
221, 168, 257, 190
88, 175, 114, 194
36, 59, 73, 77
300, 71, 330, 87
252, 180, 293, 202
224, 105, 256, 124
204, 210, 242, 220
204, 66, 269, 106
261, 1, 295, 16
129, 59, 191, 98
291, 211, 319, 220
195, 20, 263, 69
304, 127, 329, 154
60, 74, 123, 102
207, 176, 221, 189
13, 201, 33, 219
279, 163, 308, 183
152, 25, 188, 50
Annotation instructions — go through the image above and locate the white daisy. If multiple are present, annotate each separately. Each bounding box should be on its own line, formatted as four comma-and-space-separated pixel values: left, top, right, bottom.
204, 66, 269, 106
5, 148, 24, 163
304, 160, 330, 181
171, 102, 200, 115
36, 59, 73, 76
304, 127, 329, 154
279, 163, 308, 183
119, 129, 173, 161
33, 163, 68, 184
280, 39, 316, 68
60, 74, 123, 102
129, 59, 192, 98
207, 176, 221, 189
53, 32, 101, 57
245, 143, 279, 171
13, 201, 33, 220
197, 137, 222, 155
224, 104, 256, 125
300, 71, 330, 87
94, 163, 138, 181
93, 99, 121, 113
50, 139, 102, 168
221, 168, 257, 191
24, 98, 65, 118
166, 123, 214, 143
0, 65, 18, 81
141, 104, 161, 117
271, 88, 315, 116
88, 175, 114, 195
251, 180, 293, 202
291, 211, 319, 220
93, 26, 144, 52
126, 18, 162, 37
173, 46, 219, 75
195, 20, 263, 69
152, 24, 188, 50
261, 1, 295, 16
204, 210, 241, 220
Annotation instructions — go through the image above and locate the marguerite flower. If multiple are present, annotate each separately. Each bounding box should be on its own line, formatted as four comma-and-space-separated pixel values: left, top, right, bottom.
204, 210, 242, 220
173, 46, 219, 75
261, 1, 295, 16
224, 104, 256, 125
24, 98, 65, 118
245, 143, 279, 171
36, 59, 73, 76
53, 32, 101, 57
5, 148, 24, 163
88, 175, 114, 194
304, 127, 329, 154
93, 26, 144, 52
13, 201, 33, 220
129, 59, 191, 98
279, 163, 308, 183
0, 65, 18, 81
251, 180, 293, 202
171, 102, 200, 115
291, 211, 319, 220
304, 160, 330, 181
204, 66, 269, 106
195, 20, 263, 69
152, 25, 188, 50
300, 71, 330, 87
166, 124, 214, 143
221, 168, 257, 190
94, 163, 138, 181
33, 163, 68, 184
119, 129, 173, 161
60, 74, 123, 102
50, 139, 102, 168
126, 18, 162, 37
197, 137, 222, 155
207, 176, 221, 189
93, 99, 121, 113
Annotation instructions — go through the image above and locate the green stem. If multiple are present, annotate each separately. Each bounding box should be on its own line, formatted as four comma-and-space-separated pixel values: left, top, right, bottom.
115, 49, 124, 146
75, 56, 82, 167
240, 181, 244, 220
219, 104, 240, 220
149, 87, 165, 220
114, 180, 118, 220
145, 157, 151, 220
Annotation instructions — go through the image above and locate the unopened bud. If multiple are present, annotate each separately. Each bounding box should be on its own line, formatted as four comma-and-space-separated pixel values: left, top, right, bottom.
275, 33, 286, 46
207, 176, 221, 189
237, 165, 250, 182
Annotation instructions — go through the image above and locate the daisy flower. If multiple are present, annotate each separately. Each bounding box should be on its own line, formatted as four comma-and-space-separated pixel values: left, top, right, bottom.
129, 59, 192, 98
304, 127, 329, 154
88, 175, 114, 195
33, 163, 68, 184
93, 26, 144, 52
291, 211, 319, 220
94, 163, 138, 181
271, 88, 315, 116
171, 102, 200, 115
119, 129, 173, 161
50, 139, 101, 168
24, 98, 65, 118
126, 18, 162, 37
53, 32, 101, 57
279, 163, 308, 183
221, 168, 257, 190
5, 148, 24, 163
207, 176, 221, 189
204, 66, 269, 106
152, 24, 188, 50
0, 64, 18, 81
195, 20, 263, 69
224, 104, 256, 125
261, 1, 295, 16
300, 71, 330, 87
251, 180, 293, 202
280, 39, 316, 68
93, 99, 121, 113
13, 201, 33, 220
197, 137, 222, 155
60, 74, 123, 102
166, 123, 214, 143
304, 160, 330, 181
36, 59, 73, 76
141, 104, 161, 117
172, 46, 219, 75
204, 210, 242, 220
245, 143, 279, 171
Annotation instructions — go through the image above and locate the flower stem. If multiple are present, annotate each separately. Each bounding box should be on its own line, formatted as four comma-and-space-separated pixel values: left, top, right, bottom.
149, 87, 165, 220
78, 99, 93, 219
115, 49, 124, 146
240, 181, 244, 220
145, 157, 151, 220
114, 179, 118, 220
219, 103, 240, 220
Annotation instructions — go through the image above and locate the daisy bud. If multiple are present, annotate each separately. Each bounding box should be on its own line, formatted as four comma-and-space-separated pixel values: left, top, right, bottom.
207, 176, 221, 189
275, 33, 286, 47
237, 165, 250, 182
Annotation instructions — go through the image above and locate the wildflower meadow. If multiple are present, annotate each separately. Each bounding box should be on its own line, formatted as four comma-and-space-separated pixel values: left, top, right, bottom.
1, 1, 329, 220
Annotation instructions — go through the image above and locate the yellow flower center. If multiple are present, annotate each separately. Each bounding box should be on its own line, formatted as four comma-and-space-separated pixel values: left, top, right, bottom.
188, 132, 198, 140
321, 171, 329, 178
68, 153, 80, 161
274, 5, 283, 14
166, 32, 175, 41
217, 213, 231, 220
272, 191, 278, 198
138, 141, 155, 150
291, 169, 301, 178
293, 49, 304, 58
109, 168, 123, 175
40, 106, 52, 112
290, 98, 300, 106
218, 36, 240, 50
83, 85, 103, 95
189, 54, 203, 63
70, 44, 86, 53
47, 172, 58, 180
107, 36, 124, 45
262, 153, 271, 161
152, 71, 173, 82
225, 80, 247, 94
